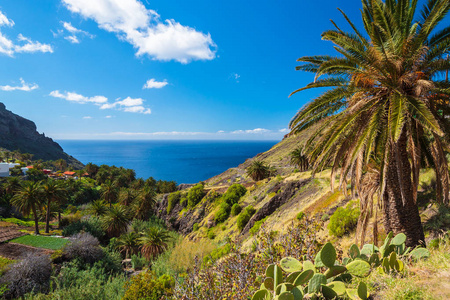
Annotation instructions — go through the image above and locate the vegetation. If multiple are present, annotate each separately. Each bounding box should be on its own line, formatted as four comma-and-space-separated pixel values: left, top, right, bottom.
10, 235, 69, 250
328, 203, 360, 237
187, 183, 205, 207
123, 271, 173, 300
289, 0, 450, 247
214, 202, 231, 223
222, 183, 247, 205
237, 205, 256, 231
290, 146, 309, 171
246, 160, 274, 181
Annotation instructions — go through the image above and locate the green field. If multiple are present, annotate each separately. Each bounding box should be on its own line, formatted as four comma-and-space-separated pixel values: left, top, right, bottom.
10, 235, 69, 250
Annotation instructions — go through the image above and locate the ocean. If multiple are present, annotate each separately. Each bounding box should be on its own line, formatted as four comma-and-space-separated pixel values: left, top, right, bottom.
57, 140, 279, 184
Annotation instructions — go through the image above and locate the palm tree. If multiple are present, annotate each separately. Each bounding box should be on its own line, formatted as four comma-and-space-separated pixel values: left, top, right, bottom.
119, 188, 137, 207
290, 146, 309, 171
101, 204, 131, 237
3, 177, 22, 195
138, 226, 171, 261
101, 180, 119, 208
88, 199, 108, 217
289, 0, 450, 246
54, 159, 67, 172
134, 186, 156, 220
116, 232, 140, 259
85, 162, 99, 178
41, 180, 67, 233
246, 160, 271, 181
11, 181, 43, 234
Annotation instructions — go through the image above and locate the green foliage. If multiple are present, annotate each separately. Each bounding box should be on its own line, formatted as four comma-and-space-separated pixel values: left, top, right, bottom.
222, 184, 247, 205
250, 216, 268, 236
0, 217, 44, 227
203, 243, 232, 265
296, 212, 305, 221
0, 257, 14, 276
230, 203, 242, 216
237, 206, 256, 231
207, 229, 216, 240
10, 235, 68, 250
131, 254, 148, 271
187, 184, 205, 207
214, 202, 231, 223
246, 160, 273, 181
62, 217, 105, 241
193, 223, 199, 231
328, 204, 360, 237
167, 191, 181, 214
123, 271, 173, 300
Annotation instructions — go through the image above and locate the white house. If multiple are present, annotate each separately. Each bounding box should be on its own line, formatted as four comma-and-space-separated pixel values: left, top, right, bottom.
0, 163, 20, 177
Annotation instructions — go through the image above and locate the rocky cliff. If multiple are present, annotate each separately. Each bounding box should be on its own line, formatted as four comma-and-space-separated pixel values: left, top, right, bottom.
0, 102, 83, 168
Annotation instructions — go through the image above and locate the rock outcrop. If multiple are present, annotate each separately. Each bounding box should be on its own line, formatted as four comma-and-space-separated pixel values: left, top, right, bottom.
0, 102, 83, 168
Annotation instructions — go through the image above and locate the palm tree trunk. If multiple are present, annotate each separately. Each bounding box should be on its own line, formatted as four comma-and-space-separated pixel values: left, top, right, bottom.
383, 130, 425, 247
32, 205, 40, 235
45, 199, 51, 233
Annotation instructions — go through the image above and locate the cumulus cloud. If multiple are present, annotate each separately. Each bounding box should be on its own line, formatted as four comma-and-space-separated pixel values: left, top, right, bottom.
49, 90, 108, 104
0, 11, 53, 56
231, 128, 271, 134
61, 0, 216, 63
100, 97, 151, 114
143, 78, 168, 89
0, 78, 38, 91
55, 21, 94, 44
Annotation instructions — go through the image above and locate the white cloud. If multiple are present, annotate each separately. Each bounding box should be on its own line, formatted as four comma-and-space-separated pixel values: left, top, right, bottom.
279, 128, 290, 133
82, 116, 92, 119
57, 21, 94, 44
49, 90, 108, 104
100, 97, 151, 114
143, 78, 168, 89
105, 115, 113, 118
230, 73, 240, 83
0, 11, 53, 56
0, 78, 38, 91
62, 0, 216, 63
231, 128, 271, 134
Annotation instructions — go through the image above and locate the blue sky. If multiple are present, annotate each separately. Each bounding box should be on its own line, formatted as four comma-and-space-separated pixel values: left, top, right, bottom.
0, 0, 371, 140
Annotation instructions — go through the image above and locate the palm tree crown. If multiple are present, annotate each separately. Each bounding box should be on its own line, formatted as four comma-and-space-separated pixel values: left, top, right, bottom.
11, 181, 43, 235
289, 0, 450, 246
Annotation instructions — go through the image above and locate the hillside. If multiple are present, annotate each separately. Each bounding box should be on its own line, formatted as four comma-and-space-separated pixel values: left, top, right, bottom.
0, 102, 83, 168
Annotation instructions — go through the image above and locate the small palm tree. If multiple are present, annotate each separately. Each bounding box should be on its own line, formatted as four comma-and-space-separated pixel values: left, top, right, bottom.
290, 146, 309, 172
88, 199, 108, 217
3, 177, 21, 195
101, 204, 131, 237
119, 188, 137, 207
85, 162, 99, 178
11, 181, 43, 235
246, 160, 271, 181
116, 232, 140, 259
139, 226, 171, 261
134, 186, 156, 220
41, 180, 67, 233
101, 180, 119, 208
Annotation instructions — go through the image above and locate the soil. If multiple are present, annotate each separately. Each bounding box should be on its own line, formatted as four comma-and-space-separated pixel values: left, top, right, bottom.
0, 243, 52, 260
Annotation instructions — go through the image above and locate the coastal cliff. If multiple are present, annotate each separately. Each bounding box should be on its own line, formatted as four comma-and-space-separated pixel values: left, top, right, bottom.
0, 102, 83, 168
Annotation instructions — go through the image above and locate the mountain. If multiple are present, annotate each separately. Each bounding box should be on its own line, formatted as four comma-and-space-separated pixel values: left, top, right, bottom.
0, 102, 83, 168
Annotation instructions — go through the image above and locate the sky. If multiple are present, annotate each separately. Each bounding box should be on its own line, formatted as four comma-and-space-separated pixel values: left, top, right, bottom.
0, 0, 399, 140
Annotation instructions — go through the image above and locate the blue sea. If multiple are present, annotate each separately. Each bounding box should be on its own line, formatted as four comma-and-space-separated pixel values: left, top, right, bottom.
57, 140, 278, 184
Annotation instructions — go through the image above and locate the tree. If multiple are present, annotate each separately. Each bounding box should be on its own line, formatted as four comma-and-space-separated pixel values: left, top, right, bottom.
101, 204, 131, 237
119, 188, 137, 207
117, 232, 140, 259
289, 0, 450, 246
88, 199, 108, 217
41, 180, 67, 233
11, 181, 43, 234
101, 180, 119, 208
138, 227, 171, 260
3, 177, 21, 195
134, 186, 156, 220
290, 146, 309, 171
246, 160, 271, 181
54, 159, 67, 172
85, 162, 99, 178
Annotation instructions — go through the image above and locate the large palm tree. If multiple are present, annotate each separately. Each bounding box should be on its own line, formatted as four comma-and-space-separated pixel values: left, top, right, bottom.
117, 231, 140, 259
11, 181, 43, 235
41, 180, 67, 233
289, 0, 450, 246
138, 226, 171, 261
101, 204, 131, 237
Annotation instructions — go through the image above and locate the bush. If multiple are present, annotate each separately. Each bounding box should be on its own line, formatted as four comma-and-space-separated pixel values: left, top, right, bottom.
214, 202, 231, 223
222, 184, 247, 205
193, 223, 199, 231
205, 190, 221, 202
187, 184, 205, 207
0, 254, 51, 298
203, 243, 232, 265
230, 203, 242, 216
207, 230, 216, 240
123, 271, 173, 300
60, 211, 82, 227
62, 217, 105, 241
328, 204, 360, 237
167, 191, 181, 214
250, 216, 268, 236
63, 232, 104, 264
131, 254, 148, 270
237, 206, 256, 231
296, 211, 305, 220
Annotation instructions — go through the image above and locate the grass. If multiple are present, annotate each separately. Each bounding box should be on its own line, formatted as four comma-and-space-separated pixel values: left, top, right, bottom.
0, 256, 15, 276
10, 235, 69, 250
0, 217, 46, 227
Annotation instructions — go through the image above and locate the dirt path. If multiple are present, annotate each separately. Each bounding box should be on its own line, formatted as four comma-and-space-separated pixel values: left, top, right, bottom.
0, 243, 53, 260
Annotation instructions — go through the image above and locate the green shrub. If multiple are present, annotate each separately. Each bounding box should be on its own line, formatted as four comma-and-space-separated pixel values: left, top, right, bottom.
230, 203, 242, 216
328, 204, 360, 237
321, 213, 329, 221
123, 271, 173, 300
167, 191, 181, 214
237, 206, 256, 231
214, 202, 231, 223
428, 238, 440, 249
187, 184, 205, 207
249, 216, 268, 235
207, 230, 216, 240
203, 243, 232, 265
296, 211, 305, 220
222, 184, 247, 205
62, 217, 105, 241
193, 223, 199, 231
131, 254, 148, 270
205, 190, 221, 202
